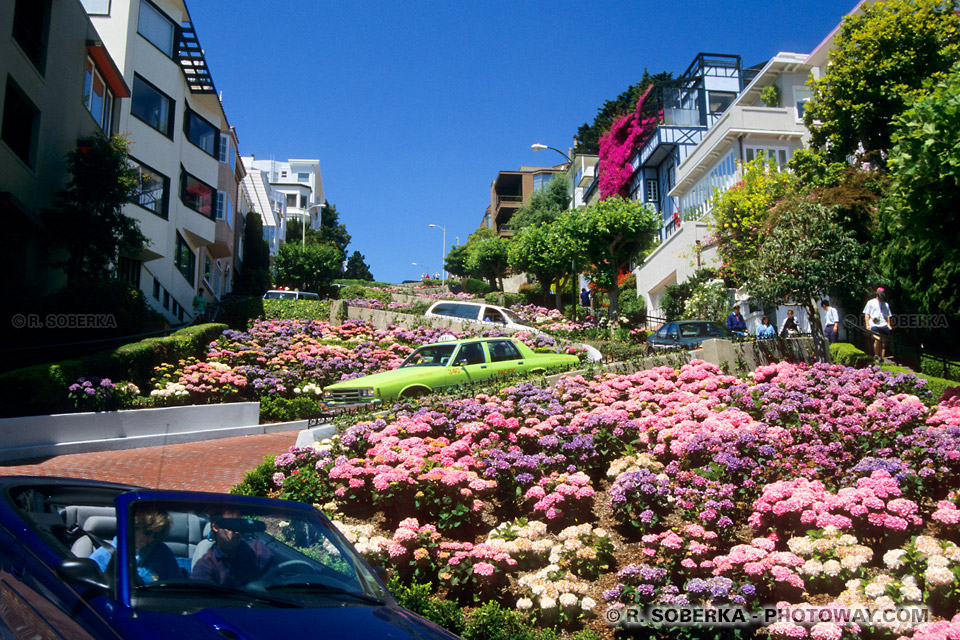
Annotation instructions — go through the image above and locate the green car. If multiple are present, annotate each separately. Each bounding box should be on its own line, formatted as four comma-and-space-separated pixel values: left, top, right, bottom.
322, 337, 580, 404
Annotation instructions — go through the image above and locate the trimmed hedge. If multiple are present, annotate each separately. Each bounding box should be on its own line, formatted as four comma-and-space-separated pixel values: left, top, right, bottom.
0, 323, 227, 418
217, 296, 264, 329
829, 342, 874, 368
463, 278, 491, 296
881, 364, 959, 406
262, 299, 332, 322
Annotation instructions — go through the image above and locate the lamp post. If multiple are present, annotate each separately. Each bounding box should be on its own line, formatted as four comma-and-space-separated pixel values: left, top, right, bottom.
428, 223, 445, 286
531, 143, 571, 164
411, 262, 429, 282
300, 203, 326, 248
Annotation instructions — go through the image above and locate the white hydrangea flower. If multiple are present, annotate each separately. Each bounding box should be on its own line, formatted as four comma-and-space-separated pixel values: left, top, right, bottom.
823, 560, 842, 577
559, 593, 578, 607
517, 598, 533, 611
883, 549, 907, 570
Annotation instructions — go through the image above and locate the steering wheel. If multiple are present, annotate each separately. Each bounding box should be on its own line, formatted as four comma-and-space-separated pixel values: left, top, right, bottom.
260, 560, 321, 582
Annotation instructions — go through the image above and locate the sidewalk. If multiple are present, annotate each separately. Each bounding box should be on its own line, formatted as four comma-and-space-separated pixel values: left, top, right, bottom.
0, 431, 298, 493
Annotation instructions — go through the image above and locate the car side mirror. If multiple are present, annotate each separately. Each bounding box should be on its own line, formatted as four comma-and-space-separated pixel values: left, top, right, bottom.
56, 558, 110, 592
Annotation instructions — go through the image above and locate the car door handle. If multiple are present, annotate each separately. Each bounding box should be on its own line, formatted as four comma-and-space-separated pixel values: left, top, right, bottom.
517, 361, 524, 365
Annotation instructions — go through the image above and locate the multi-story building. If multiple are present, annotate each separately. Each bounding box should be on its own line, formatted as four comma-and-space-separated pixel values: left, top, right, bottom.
567, 152, 599, 209
240, 157, 286, 257
82, 0, 240, 323
246, 158, 324, 239
485, 164, 566, 237
1, 0, 128, 299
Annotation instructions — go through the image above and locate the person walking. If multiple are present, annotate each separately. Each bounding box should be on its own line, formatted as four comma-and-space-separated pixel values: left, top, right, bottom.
192, 287, 207, 323
863, 287, 893, 359
821, 300, 839, 344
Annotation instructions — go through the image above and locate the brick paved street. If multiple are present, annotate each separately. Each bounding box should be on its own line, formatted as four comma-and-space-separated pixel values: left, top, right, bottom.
0, 432, 299, 493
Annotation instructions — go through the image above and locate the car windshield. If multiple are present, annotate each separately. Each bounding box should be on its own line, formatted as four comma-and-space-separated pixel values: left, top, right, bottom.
399, 344, 456, 367
500, 308, 529, 326
119, 496, 386, 612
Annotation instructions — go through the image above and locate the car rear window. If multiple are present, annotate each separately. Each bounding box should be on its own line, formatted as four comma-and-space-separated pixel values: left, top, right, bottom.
680, 324, 704, 337
487, 339, 521, 362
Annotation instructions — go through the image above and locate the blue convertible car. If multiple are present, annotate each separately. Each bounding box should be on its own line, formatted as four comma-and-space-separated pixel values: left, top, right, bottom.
0, 476, 460, 639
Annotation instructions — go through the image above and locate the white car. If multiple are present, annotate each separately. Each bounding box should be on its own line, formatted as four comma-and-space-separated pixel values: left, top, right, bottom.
424, 301, 535, 332
263, 289, 321, 300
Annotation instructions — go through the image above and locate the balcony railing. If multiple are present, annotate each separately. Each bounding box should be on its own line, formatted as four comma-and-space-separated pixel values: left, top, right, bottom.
496, 195, 522, 208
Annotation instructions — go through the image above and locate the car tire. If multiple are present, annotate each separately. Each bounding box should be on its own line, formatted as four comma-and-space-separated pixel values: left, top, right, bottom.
399, 386, 431, 399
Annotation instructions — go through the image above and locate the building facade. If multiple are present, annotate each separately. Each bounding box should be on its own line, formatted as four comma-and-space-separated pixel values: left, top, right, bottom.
1, 0, 128, 300
246, 157, 324, 241
82, 0, 240, 323
485, 164, 566, 237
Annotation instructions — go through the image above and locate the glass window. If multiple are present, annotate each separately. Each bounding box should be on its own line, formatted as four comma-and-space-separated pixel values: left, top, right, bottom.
180, 169, 214, 217
656, 326, 668, 339
285, 194, 297, 208
118, 257, 140, 288
488, 340, 521, 363
646, 179, 658, 203
215, 190, 225, 220
401, 344, 456, 367
300, 195, 308, 208
131, 75, 173, 137
163, 289, 170, 309
454, 342, 485, 366
533, 173, 555, 192
2, 76, 40, 168
184, 109, 218, 156
794, 87, 813, 120
226, 198, 233, 228
203, 255, 212, 281
80, 0, 111, 14
455, 304, 480, 320
482, 308, 506, 324
297, 172, 309, 182
82, 58, 114, 131
708, 91, 736, 114
12, 0, 49, 72
174, 232, 195, 284
218, 136, 229, 163
430, 303, 455, 317
129, 158, 169, 218
152, 277, 160, 300
137, 0, 176, 58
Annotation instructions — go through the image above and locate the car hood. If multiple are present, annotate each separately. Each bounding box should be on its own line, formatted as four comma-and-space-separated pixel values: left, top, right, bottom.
325, 365, 439, 389
130, 604, 459, 639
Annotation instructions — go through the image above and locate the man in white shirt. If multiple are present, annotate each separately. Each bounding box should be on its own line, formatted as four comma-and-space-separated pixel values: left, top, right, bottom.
862, 288, 893, 358
821, 300, 839, 344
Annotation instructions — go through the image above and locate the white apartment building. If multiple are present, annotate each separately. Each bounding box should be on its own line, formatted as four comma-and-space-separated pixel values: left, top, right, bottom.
240, 157, 286, 257
82, 0, 240, 323
246, 158, 324, 236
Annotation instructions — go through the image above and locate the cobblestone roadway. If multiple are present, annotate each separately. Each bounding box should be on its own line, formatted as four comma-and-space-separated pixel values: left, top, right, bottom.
0, 432, 299, 493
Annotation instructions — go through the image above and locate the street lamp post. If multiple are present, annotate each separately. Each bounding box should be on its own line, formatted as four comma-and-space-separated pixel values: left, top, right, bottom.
531, 143, 571, 164
428, 223, 445, 286
411, 262, 429, 282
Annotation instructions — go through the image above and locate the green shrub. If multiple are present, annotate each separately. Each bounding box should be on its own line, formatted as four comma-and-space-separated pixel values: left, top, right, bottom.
921, 355, 960, 382
388, 578, 466, 636
112, 323, 227, 390
463, 278, 491, 296
279, 467, 335, 505
217, 295, 264, 329
259, 395, 325, 422
262, 299, 332, 322
229, 455, 277, 496
518, 282, 543, 304
461, 601, 535, 640
334, 278, 395, 289
484, 292, 503, 305
830, 342, 873, 368
0, 358, 87, 418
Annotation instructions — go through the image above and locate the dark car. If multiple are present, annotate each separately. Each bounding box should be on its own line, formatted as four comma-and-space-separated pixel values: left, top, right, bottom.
646, 321, 734, 351
0, 476, 460, 640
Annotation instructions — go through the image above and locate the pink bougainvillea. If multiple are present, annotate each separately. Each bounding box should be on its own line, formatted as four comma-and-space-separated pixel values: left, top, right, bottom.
597, 86, 660, 200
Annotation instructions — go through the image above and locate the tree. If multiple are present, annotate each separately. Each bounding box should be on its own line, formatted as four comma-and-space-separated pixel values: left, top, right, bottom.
343, 250, 374, 281
509, 175, 570, 231
43, 134, 144, 285
316, 201, 351, 260
508, 222, 576, 308
274, 241, 342, 293
562, 196, 660, 322
804, 0, 960, 165
234, 211, 272, 295
878, 62, 960, 353
467, 236, 511, 291
709, 155, 796, 285
444, 244, 471, 279
748, 197, 874, 363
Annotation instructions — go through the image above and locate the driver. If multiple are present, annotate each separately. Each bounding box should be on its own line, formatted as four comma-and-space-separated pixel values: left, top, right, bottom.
191, 510, 275, 587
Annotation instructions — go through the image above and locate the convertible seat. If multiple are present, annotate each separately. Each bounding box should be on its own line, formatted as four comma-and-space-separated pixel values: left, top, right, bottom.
70, 515, 117, 558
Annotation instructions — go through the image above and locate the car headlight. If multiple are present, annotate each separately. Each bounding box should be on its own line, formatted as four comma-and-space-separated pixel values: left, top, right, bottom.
360, 388, 376, 398
323, 389, 332, 399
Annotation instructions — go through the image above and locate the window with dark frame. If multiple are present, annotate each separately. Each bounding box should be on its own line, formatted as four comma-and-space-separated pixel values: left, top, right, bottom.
131, 74, 174, 137
180, 168, 214, 218
117, 257, 141, 288
2, 76, 40, 168
12, 0, 50, 73
174, 232, 195, 285
137, 0, 176, 58
83, 57, 115, 132
129, 158, 169, 218
184, 108, 218, 157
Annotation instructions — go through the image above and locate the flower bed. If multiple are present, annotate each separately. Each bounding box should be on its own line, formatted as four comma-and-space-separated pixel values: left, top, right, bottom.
241, 359, 960, 637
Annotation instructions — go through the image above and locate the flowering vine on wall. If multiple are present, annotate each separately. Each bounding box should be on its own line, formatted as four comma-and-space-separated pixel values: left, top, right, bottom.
597, 86, 660, 200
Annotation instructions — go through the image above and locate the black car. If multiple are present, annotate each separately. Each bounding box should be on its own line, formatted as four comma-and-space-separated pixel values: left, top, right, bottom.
647, 321, 733, 350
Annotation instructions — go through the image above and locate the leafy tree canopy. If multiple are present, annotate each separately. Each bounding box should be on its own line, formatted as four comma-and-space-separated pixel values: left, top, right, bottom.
804, 0, 960, 165
444, 244, 471, 279
561, 196, 660, 320
467, 236, 511, 291
43, 134, 144, 285
509, 175, 570, 231
274, 241, 342, 293
508, 222, 577, 307
343, 250, 374, 281
234, 211, 272, 295
877, 62, 960, 351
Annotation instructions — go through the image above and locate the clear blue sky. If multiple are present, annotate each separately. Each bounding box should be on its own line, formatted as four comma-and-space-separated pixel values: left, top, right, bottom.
187, 0, 855, 283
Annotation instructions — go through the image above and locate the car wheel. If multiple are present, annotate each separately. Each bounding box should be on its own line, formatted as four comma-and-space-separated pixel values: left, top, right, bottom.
400, 386, 431, 399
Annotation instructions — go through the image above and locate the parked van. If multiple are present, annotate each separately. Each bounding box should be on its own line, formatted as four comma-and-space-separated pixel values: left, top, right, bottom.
424, 301, 535, 332
263, 290, 321, 301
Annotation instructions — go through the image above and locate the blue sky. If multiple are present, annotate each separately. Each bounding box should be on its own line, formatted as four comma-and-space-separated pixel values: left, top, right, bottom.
187, 0, 855, 283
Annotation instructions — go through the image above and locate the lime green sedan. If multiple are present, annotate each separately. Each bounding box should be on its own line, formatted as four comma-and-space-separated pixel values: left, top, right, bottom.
322, 337, 580, 404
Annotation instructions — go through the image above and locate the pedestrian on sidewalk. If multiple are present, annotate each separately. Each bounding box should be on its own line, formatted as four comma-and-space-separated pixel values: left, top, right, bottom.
863, 287, 893, 359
